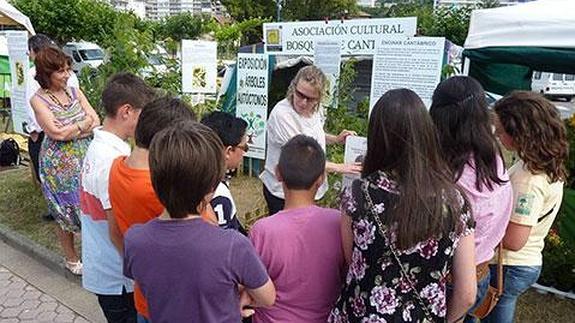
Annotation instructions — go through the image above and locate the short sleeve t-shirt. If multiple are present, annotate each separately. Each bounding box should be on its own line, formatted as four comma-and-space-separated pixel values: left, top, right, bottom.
123, 218, 270, 323
249, 205, 344, 323
108, 156, 164, 317
211, 181, 243, 232
457, 156, 513, 264
500, 160, 564, 266
260, 99, 328, 200
108, 156, 164, 235
80, 128, 133, 295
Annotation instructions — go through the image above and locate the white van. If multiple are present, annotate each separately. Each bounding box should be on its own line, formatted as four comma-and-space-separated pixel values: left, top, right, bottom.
62, 41, 105, 73
140, 45, 169, 78
531, 71, 575, 101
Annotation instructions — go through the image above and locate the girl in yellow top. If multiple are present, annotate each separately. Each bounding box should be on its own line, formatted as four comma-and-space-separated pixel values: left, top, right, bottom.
486, 91, 568, 323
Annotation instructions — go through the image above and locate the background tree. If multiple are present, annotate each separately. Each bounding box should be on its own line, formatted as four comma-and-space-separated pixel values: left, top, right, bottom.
477, 0, 501, 9
281, 0, 358, 20
221, 0, 358, 21
219, 0, 275, 21
11, 0, 122, 46
362, 0, 471, 46
156, 13, 213, 42
209, 17, 269, 58
428, 5, 472, 46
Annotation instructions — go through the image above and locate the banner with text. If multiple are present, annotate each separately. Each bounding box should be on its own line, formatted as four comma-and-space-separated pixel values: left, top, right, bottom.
314, 40, 341, 112
182, 40, 217, 93
7, 31, 30, 135
369, 37, 445, 111
264, 17, 417, 56
236, 53, 269, 160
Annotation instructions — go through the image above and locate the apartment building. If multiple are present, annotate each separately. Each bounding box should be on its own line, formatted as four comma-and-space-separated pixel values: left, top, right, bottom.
104, 0, 224, 20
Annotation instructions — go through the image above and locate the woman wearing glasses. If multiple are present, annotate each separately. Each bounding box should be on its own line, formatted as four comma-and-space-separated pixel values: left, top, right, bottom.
260, 65, 361, 215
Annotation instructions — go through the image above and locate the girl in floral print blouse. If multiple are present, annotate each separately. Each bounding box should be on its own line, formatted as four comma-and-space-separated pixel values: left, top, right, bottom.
329, 89, 477, 323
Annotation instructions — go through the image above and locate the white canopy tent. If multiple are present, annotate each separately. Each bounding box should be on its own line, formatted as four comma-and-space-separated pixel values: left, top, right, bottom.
463, 0, 575, 95
0, 0, 34, 35
465, 0, 575, 49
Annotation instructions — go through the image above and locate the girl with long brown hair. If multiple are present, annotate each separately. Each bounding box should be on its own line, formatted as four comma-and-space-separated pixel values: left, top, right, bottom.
329, 89, 476, 322
484, 91, 568, 323
430, 76, 514, 322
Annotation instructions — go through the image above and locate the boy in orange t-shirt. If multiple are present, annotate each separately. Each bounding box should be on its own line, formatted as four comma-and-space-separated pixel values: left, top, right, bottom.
108, 97, 213, 322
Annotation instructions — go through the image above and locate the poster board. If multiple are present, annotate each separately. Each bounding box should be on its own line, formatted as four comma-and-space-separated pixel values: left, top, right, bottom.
314, 40, 341, 111
343, 136, 367, 188
264, 17, 417, 56
181, 40, 217, 93
7, 31, 29, 135
235, 53, 269, 160
369, 37, 445, 111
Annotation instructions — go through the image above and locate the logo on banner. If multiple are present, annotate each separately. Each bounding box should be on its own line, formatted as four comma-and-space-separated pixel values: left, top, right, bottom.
265, 27, 282, 52
240, 111, 266, 145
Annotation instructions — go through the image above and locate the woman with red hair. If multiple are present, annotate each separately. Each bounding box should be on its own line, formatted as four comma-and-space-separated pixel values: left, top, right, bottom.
30, 46, 100, 275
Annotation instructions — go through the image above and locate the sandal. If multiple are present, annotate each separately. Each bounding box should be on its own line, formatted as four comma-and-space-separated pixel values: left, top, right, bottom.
65, 260, 83, 275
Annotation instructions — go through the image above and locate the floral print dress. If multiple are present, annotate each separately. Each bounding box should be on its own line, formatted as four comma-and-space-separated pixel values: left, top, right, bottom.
329, 171, 474, 323
37, 87, 91, 233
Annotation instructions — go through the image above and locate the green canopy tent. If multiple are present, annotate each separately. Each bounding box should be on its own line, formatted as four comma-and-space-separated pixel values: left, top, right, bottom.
0, 55, 10, 98
462, 0, 575, 96
0, 0, 36, 97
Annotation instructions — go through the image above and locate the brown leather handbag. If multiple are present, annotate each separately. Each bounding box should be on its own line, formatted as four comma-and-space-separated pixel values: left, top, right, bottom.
471, 243, 503, 319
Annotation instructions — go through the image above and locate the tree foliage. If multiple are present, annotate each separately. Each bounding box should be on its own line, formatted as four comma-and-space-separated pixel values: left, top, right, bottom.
78, 14, 155, 115
221, 0, 358, 21
210, 17, 269, 58
362, 0, 472, 46
219, 0, 276, 21
10, 0, 127, 46
428, 5, 472, 46
477, 0, 501, 9
281, 0, 358, 21
156, 13, 213, 43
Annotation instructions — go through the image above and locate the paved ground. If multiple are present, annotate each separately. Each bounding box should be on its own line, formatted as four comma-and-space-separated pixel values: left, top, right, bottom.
0, 266, 89, 322
0, 240, 105, 323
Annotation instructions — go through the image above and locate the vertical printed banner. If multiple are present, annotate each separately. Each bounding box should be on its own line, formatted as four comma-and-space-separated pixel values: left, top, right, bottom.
181, 40, 217, 93
6, 31, 30, 135
314, 40, 341, 112
369, 37, 445, 111
235, 53, 268, 160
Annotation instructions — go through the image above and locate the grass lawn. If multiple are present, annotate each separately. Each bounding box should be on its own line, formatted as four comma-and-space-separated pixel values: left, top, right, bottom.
1, 166, 574, 321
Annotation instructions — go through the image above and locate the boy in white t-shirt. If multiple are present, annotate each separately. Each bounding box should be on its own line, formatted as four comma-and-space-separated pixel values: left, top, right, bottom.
79, 72, 156, 322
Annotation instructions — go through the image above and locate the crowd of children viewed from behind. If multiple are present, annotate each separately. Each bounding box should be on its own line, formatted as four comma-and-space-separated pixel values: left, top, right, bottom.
25, 33, 568, 323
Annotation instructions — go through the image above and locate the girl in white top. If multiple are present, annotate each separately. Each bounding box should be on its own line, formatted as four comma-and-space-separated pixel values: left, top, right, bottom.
260, 65, 361, 215
485, 91, 568, 323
